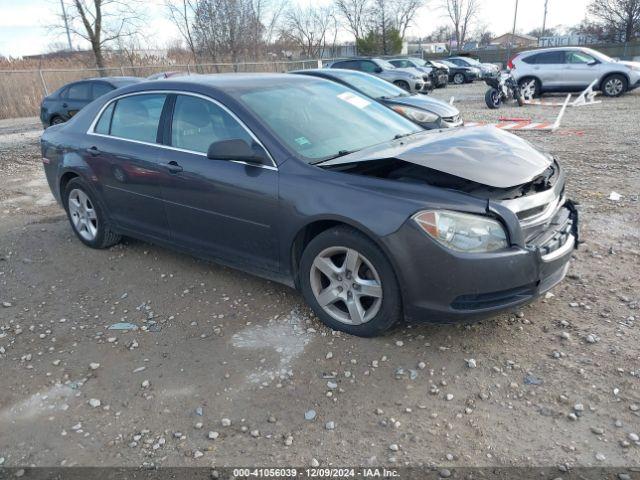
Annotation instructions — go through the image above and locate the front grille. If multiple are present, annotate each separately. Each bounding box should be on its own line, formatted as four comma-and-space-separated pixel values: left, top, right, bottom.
442, 114, 461, 124
527, 206, 574, 256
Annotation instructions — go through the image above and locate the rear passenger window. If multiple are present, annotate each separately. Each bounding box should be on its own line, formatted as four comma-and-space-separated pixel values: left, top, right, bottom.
67, 82, 91, 100
92, 83, 113, 99
171, 95, 253, 154
532, 51, 565, 64
110, 94, 167, 143
94, 102, 115, 134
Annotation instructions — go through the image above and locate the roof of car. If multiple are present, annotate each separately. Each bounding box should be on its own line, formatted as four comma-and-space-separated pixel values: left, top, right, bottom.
125, 73, 326, 94
518, 46, 594, 55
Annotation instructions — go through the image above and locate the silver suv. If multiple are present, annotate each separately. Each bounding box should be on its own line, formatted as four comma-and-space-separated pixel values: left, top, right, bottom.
510, 47, 640, 97
327, 58, 431, 93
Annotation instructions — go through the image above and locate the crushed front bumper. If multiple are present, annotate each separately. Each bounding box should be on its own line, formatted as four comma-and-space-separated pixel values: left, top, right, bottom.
383, 200, 579, 324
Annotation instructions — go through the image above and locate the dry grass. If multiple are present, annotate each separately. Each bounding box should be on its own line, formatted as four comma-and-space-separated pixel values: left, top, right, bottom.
0, 53, 320, 120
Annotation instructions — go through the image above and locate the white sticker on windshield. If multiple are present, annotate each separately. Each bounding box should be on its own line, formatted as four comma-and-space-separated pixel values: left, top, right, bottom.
337, 92, 371, 109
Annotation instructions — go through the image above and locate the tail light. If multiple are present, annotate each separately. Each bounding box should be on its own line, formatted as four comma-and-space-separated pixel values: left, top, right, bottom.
507, 55, 517, 70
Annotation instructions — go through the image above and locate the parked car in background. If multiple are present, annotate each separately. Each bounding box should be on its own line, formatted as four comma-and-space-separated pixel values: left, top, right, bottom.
293, 69, 462, 129
440, 60, 479, 84
509, 47, 640, 97
40, 77, 142, 128
41, 73, 578, 337
447, 56, 499, 78
326, 57, 432, 93
424, 59, 451, 88
389, 57, 449, 88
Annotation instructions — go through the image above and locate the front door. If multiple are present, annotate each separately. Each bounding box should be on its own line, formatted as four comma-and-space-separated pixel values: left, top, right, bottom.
159, 94, 280, 273
564, 50, 602, 89
86, 93, 172, 240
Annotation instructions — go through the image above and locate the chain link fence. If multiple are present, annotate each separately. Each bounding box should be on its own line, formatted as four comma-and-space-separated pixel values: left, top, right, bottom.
0, 59, 325, 120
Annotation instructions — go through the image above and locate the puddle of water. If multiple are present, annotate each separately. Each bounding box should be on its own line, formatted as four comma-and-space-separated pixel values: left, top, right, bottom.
231, 310, 313, 385
0, 380, 85, 423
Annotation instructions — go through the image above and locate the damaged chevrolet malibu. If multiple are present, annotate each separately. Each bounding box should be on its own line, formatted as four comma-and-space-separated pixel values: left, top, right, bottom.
41, 74, 579, 337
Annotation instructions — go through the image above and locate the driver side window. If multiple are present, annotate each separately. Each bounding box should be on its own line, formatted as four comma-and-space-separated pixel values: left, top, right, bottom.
170, 95, 253, 155
359, 61, 378, 73
566, 51, 595, 64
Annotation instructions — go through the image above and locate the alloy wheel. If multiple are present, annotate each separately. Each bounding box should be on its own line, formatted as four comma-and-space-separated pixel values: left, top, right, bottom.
520, 79, 536, 99
68, 188, 98, 241
604, 78, 623, 96
453, 73, 464, 84
309, 246, 383, 325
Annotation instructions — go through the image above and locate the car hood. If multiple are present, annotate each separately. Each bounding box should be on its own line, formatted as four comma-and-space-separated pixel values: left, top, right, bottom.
620, 60, 640, 69
385, 95, 459, 117
321, 126, 552, 188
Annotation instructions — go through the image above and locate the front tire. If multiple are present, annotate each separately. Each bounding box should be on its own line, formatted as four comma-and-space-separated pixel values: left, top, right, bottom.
299, 227, 402, 337
453, 73, 465, 85
601, 74, 627, 97
485, 88, 502, 109
393, 80, 410, 91
63, 177, 121, 249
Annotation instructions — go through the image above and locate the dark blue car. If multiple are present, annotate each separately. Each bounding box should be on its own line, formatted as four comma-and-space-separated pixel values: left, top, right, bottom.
40, 77, 141, 128
40, 74, 578, 337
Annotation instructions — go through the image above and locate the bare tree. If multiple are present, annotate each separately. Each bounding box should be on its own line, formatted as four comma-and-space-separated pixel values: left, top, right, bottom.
335, 0, 370, 40
440, 0, 479, 49
589, 0, 640, 42
391, 0, 424, 40
165, 0, 199, 65
281, 4, 337, 58
53, 0, 145, 73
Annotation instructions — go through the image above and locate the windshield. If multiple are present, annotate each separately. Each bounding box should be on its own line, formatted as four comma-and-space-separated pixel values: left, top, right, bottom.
325, 70, 409, 99
375, 58, 396, 69
441, 60, 456, 68
464, 57, 481, 65
238, 80, 421, 163
409, 58, 427, 66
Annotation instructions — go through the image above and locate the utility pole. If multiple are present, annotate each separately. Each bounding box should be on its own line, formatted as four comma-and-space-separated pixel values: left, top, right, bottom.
60, 0, 73, 51
542, 0, 549, 37
505, 0, 519, 65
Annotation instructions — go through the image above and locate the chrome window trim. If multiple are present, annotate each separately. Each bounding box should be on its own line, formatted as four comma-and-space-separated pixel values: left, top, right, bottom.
86, 89, 278, 170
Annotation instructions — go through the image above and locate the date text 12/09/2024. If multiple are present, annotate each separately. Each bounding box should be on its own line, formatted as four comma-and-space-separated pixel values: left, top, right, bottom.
232, 468, 400, 478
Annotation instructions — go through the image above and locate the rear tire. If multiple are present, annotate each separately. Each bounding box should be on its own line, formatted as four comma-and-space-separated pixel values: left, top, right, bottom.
515, 87, 525, 106
50, 116, 65, 126
63, 177, 121, 249
601, 74, 627, 97
485, 88, 502, 109
518, 77, 540, 99
299, 226, 402, 337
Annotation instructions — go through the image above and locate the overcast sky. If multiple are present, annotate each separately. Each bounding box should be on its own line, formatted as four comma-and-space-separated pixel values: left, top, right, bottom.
0, 0, 592, 58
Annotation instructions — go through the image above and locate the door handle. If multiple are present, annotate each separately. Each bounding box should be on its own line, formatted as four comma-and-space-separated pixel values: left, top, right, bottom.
88, 145, 100, 156
163, 161, 183, 173
62, 103, 68, 108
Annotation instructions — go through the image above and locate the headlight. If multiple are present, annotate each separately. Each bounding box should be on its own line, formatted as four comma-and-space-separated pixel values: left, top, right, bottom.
413, 210, 508, 252
391, 105, 439, 124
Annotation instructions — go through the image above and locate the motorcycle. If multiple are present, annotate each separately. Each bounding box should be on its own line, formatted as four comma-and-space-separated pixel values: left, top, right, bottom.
484, 71, 524, 109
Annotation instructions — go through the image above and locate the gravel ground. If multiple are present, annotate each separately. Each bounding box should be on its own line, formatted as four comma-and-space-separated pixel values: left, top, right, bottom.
0, 83, 639, 471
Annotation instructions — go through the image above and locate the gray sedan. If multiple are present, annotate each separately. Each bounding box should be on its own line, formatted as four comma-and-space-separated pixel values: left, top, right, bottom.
326, 57, 431, 93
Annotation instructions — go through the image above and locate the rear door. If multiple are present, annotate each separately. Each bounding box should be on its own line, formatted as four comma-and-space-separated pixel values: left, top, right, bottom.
158, 93, 280, 272
529, 51, 566, 88
86, 93, 173, 240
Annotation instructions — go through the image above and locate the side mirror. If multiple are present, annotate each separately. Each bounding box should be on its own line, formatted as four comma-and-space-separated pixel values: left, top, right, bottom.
207, 138, 268, 165
588, 60, 599, 66
374, 67, 383, 73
